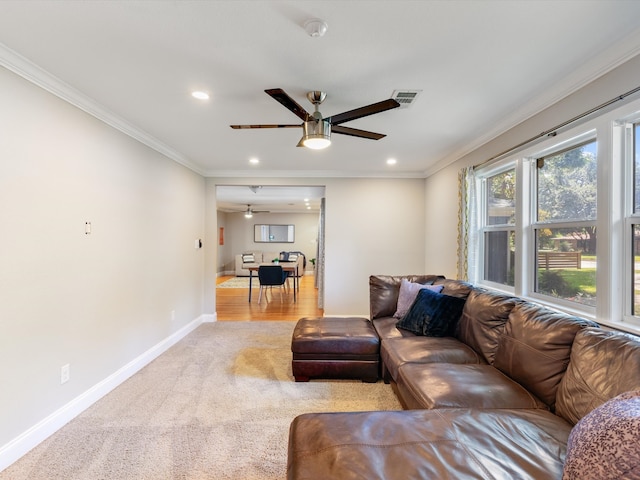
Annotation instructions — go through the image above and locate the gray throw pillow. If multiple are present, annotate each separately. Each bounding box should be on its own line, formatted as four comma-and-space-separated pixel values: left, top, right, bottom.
393, 279, 443, 319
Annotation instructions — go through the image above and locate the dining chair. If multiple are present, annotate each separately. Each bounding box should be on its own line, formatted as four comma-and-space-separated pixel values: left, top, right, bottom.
257, 265, 288, 303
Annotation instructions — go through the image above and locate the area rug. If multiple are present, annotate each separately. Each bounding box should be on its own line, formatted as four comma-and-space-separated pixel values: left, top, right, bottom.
1, 321, 401, 480
217, 276, 257, 288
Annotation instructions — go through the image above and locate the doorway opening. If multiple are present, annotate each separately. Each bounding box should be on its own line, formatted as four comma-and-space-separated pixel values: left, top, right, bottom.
215, 185, 325, 320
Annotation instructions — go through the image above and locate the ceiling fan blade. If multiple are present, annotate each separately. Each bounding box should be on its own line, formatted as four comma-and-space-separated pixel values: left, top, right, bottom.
265, 88, 312, 122
230, 124, 300, 129
328, 99, 400, 126
331, 125, 386, 140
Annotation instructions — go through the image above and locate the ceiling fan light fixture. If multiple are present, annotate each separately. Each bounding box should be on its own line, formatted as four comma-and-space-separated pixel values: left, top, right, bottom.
302, 120, 331, 149
244, 205, 253, 218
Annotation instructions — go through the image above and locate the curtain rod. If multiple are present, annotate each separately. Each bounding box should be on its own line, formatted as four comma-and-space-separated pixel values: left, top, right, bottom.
477, 84, 640, 168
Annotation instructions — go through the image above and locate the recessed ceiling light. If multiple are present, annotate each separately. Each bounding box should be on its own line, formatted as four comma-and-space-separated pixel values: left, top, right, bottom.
387, 158, 397, 165
191, 91, 209, 100
249, 157, 259, 165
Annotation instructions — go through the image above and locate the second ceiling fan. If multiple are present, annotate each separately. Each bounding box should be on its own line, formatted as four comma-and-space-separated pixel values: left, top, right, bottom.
230, 89, 400, 149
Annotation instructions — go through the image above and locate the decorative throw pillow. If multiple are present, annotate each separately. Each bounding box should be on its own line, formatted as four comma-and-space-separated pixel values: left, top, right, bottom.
563, 390, 640, 480
393, 279, 444, 319
288, 253, 298, 262
242, 254, 255, 263
396, 287, 466, 337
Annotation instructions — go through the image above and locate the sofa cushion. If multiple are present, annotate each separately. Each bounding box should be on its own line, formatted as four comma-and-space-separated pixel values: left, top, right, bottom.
436, 278, 474, 299
563, 390, 640, 479
288, 409, 571, 480
369, 275, 445, 320
556, 328, 640, 425
493, 302, 598, 410
372, 317, 417, 340
396, 288, 465, 337
396, 363, 547, 410
455, 289, 519, 365
380, 336, 484, 381
393, 279, 444, 319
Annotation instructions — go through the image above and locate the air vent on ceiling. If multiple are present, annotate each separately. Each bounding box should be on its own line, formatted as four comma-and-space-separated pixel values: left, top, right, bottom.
391, 90, 422, 108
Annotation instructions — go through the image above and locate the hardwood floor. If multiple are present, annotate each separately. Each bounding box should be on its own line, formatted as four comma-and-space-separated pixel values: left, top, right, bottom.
215, 273, 324, 321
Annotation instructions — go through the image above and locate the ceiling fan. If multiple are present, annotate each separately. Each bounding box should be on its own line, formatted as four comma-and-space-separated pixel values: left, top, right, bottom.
230, 89, 401, 149
244, 204, 269, 218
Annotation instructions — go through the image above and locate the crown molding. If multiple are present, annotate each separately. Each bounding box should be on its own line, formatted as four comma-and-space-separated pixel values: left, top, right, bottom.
0, 42, 206, 176
204, 168, 426, 179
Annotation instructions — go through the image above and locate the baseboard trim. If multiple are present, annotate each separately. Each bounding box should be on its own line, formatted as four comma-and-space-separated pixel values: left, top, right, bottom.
202, 313, 217, 323
0, 314, 206, 473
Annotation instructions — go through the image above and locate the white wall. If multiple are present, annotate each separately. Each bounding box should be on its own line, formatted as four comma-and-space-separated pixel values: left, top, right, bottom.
425, 53, 640, 278
324, 178, 426, 315
0, 66, 206, 463
206, 177, 426, 317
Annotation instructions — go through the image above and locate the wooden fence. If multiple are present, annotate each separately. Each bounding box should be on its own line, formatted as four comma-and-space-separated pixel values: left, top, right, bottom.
537, 251, 582, 270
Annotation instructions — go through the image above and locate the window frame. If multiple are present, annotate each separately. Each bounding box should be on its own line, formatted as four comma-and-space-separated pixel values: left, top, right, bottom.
529, 137, 598, 312
476, 162, 517, 292
623, 120, 640, 326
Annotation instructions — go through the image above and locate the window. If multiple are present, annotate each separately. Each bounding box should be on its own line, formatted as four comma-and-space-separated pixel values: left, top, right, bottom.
473, 96, 640, 332
480, 168, 516, 287
622, 120, 640, 323
533, 141, 597, 307
632, 124, 640, 316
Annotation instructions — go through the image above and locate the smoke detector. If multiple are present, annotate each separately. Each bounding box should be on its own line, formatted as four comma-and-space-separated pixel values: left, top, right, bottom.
304, 18, 328, 37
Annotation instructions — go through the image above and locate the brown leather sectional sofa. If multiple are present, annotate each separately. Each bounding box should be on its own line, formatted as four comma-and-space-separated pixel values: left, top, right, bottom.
287, 275, 640, 479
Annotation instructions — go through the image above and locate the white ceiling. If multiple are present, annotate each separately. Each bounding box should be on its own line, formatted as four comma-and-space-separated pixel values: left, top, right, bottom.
1, 1, 640, 189
216, 185, 325, 213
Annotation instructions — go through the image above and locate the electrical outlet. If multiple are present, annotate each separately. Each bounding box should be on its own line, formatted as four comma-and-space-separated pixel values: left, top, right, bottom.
60, 364, 70, 384
171, 310, 176, 322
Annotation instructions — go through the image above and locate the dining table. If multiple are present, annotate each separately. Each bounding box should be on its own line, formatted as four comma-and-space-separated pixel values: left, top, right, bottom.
246, 262, 299, 302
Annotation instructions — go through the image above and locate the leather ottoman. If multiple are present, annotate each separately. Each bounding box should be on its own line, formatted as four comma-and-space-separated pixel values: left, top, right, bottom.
291, 317, 380, 382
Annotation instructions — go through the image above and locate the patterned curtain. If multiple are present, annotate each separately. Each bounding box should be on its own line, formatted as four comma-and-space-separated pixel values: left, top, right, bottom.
457, 166, 478, 282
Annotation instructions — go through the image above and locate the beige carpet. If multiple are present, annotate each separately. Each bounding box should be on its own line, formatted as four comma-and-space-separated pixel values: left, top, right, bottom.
2, 321, 401, 480
216, 277, 256, 288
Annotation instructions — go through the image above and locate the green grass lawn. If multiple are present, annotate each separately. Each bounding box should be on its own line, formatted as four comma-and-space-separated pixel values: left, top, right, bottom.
560, 269, 597, 295
539, 259, 640, 307
538, 268, 596, 300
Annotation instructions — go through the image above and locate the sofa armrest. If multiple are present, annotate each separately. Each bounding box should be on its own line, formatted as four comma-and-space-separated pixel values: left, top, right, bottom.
293, 255, 305, 276
235, 251, 264, 276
